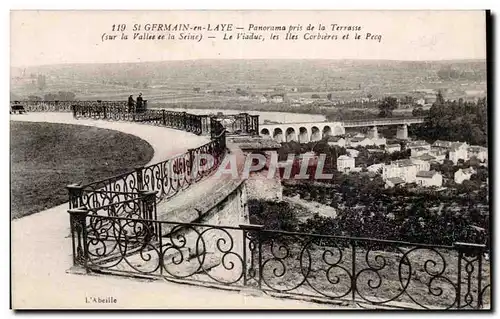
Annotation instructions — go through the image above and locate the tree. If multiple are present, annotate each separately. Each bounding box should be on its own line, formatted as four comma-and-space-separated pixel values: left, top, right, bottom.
378, 96, 398, 117
412, 107, 426, 117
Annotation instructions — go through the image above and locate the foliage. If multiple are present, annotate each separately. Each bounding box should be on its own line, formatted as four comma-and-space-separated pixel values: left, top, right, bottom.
378, 96, 398, 117
413, 97, 488, 146
43, 91, 76, 101
248, 199, 299, 232
277, 171, 489, 247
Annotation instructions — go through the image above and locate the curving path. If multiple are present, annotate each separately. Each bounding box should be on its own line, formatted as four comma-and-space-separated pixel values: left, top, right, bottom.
10, 113, 333, 309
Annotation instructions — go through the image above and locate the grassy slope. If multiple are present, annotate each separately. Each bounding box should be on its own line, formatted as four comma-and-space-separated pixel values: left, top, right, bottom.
10, 122, 154, 219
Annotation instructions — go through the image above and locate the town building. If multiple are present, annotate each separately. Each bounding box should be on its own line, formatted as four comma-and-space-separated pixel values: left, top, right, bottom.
449, 146, 469, 164
468, 146, 488, 162
337, 155, 355, 173
410, 156, 432, 171
327, 136, 346, 148
385, 177, 406, 188
433, 140, 452, 150
372, 137, 387, 146
383, 159, 417, 184
429, 149, 447, 163
411, 147, 430, 157
385, 144, 401, 153
270, 94, 285, 103
416, 170, 443, 187
407, 140, 431, 151
348, 136, 373, 147
415, 98, 426, 106
367, 163, 385, 174
258, 96, 268, 103
346, 149, 360, 158
454, 167, 476, 184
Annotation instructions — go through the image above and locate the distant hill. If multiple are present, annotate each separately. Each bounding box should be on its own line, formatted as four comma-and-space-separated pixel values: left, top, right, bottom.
11, 59, 487, 84
10, 59, 487, 102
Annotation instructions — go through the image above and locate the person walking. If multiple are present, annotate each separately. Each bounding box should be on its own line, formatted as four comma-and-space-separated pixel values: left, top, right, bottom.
128, 95, 135, 113
136, 93, 143, 112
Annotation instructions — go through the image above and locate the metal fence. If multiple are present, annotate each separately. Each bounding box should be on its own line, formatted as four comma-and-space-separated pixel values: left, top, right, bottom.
64, 102, 229, 209
68, 200, 490, 310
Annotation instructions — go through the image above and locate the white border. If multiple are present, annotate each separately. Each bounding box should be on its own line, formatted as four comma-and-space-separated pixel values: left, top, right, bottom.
3, 1, 499, 318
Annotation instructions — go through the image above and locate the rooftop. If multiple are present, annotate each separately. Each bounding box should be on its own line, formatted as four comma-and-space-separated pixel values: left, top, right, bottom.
337, 155, 352, 160
350, 136, 369, 142
413, 154, 436, 161
393, 159, 414, 167
387, 177, 405, 184
416, 170, 439, 178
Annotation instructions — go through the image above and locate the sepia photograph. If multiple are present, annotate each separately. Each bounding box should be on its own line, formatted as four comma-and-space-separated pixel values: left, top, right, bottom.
9, 9, 491, 310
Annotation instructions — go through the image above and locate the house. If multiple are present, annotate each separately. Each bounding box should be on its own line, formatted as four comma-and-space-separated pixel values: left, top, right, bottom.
407, 140, 431, 151
410, 155, 433, 171
371, 137, 387, 146
258, 96, 268, 103
383, 159, 417, 183
424, 95, 437, 105
454, 167, 476, 184
416, 170, 443, 187
346, 149, 360, 158
385, 177, 406, 188
411, 147, 430, 157
386, 144, 401, 153
415, 98, 426, 106
367, 163, 385, 174
349, 136, 373, 147
450, 142, 469, 151
433, 140, 452, 149
270, 94, 284, 103
429, 149, 447, 163
449, 146, 469, 164
337, 155, 355, 173
327, 136, 346, 147
468, 146, 488, 162
345, 132, 365, 139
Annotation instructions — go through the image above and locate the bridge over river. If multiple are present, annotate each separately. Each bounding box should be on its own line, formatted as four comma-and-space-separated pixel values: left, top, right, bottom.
259, 116, 425, 143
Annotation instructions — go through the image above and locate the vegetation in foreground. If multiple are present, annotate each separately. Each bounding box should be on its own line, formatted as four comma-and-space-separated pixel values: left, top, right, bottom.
10, 122, 154, 219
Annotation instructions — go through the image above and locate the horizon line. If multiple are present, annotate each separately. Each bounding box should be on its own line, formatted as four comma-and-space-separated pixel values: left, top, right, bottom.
10, 57, 487, 69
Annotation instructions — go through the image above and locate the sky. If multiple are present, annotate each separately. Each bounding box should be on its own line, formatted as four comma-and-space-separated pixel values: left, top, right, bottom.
10, 10, 487, 67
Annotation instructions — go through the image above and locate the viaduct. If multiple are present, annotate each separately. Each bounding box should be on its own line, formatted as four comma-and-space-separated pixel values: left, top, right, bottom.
258, 117, 426, 143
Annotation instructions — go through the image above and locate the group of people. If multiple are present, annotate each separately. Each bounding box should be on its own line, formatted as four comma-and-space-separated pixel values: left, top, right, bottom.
128, 93, 145, 112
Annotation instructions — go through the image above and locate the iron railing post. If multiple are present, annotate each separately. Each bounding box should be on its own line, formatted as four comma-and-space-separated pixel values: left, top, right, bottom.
135, 166, 144, 191
67, 183, 84, 209
351, 240, 356, 303
239, 224, 264, 288
68, 207, 89, 270
162, 110, 166, 126
454, 242, 487, 309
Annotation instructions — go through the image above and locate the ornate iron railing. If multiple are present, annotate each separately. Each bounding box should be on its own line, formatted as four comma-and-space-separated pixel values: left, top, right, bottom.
62, 101, 230, 208
212, 112, 259, 136
68, 204, 490, 310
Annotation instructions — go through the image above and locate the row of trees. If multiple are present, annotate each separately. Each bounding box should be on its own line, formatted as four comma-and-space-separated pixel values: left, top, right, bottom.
27, 91, 77, 101
411, 94, 488, 146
